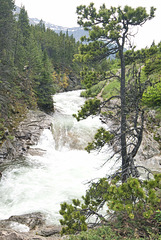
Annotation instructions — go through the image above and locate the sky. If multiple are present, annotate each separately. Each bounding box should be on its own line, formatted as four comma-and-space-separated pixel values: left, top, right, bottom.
14, 0, 161, 50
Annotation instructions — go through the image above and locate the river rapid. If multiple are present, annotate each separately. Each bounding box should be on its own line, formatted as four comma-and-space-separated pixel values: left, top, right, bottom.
0, 90, 118, 226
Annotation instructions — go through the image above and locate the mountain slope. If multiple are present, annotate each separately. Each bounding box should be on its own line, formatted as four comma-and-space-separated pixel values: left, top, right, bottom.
15, 6, 89, 41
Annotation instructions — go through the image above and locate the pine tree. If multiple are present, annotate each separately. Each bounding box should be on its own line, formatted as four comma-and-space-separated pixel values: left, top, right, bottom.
14, 6, 31, 71
0, 0, 15, 94
0, 0, 15, 61
17, 6, 30, 47
75, 3, 155, 182
35, 50, 55, 112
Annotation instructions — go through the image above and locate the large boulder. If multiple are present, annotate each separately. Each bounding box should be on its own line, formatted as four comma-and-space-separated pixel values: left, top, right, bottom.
0, 212, 45, 231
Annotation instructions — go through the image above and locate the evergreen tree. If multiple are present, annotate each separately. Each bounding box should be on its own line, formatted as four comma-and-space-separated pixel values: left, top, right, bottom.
0, 0, 15, 61
33, 24, 80, 76
0, 0, 15, 98
14, 6, 30, 71
75, 3, 155, 181
0, 0, 16, 135
17, 6, 30, 46
14, 22, 27, 71
35, 50, 55, 112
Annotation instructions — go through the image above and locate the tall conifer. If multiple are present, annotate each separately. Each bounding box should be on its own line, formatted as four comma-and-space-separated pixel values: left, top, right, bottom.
0, 0, 15, 94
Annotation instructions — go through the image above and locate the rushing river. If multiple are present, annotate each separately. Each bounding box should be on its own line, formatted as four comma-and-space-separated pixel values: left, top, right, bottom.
0, 90, 118, 226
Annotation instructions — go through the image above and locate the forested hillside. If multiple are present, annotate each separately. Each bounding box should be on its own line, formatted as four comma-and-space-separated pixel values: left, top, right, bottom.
0, 0, 80, 143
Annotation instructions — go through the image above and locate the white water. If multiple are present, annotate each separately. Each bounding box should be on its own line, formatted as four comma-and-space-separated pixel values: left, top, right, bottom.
0, 90, 118, 226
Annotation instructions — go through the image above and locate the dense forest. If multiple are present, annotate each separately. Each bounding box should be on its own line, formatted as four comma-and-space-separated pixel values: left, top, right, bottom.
0, 0, 81, 142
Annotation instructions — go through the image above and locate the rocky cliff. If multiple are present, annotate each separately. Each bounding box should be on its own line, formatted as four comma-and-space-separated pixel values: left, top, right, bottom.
0, 110, 53, 170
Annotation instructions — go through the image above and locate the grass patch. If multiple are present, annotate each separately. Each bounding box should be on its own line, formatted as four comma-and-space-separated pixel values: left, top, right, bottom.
81, 80, 107, 98
102, 79, 120, 100
81, 77, 120, 100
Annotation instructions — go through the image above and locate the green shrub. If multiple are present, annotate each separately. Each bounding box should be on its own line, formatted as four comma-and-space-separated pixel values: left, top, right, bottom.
142, 82, 161, 107
69, 226, 124, 240
73, 98, 101, 121
143, 55, 161, 76
59, 175, 161, 235
85, 127, 114, 153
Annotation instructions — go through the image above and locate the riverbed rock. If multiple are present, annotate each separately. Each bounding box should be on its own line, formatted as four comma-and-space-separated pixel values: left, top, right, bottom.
8, 212, 46, 230
0, 212, 45, 232
27, 148, 46, 157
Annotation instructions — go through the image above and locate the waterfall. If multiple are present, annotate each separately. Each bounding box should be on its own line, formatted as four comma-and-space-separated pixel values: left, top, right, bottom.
0, 90, 118, 225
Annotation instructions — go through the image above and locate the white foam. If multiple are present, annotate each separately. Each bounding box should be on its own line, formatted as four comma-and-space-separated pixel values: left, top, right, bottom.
0, 90, 119, 225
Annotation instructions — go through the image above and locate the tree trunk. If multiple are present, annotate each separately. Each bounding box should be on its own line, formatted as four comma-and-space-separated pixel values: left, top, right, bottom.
119, 48, 128, 182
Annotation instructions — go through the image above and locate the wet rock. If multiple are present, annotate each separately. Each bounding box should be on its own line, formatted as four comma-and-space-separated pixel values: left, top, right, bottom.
0, 213, 45, 234
0, 139, 16, 161
8, 212, 46, 230
0, 110, 53, 166
28, 148, 46, 156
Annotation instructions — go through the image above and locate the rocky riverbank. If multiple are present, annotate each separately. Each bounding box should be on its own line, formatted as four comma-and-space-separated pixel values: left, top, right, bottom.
0, 110, 69, 239
0, 212, 68, 240
0, 110, 53, 168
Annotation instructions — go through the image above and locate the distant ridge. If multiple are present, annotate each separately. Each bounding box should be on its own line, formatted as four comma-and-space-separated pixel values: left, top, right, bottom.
15, 6, 89, 41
